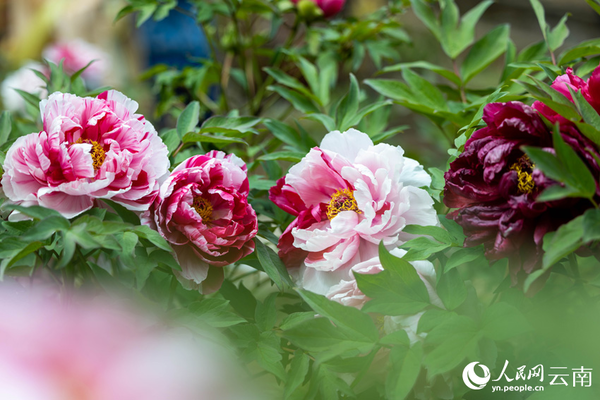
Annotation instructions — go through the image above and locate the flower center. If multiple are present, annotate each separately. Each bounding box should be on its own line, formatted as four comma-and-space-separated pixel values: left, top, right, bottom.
326, 188, 361, 220
192, 196, 213, 223
510, 155, 535, 194
76, 138, 106, 171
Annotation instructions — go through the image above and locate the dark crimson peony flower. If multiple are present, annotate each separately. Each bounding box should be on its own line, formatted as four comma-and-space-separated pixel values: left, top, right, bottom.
444, 102, 599, 279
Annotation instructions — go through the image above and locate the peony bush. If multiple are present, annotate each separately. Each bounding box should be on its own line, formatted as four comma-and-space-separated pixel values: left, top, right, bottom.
1, 0, 600, 399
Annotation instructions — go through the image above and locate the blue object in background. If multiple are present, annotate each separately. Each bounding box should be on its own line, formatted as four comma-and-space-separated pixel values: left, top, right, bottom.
138, 1, 210, 68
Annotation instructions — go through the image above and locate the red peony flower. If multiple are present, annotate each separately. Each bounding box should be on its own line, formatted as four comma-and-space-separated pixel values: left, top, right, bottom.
142, 151, 258, 294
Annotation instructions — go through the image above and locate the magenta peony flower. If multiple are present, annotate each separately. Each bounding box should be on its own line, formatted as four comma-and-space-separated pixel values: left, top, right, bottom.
444, 102, 599, 276
142, 151, 258, 294
43, 39, 110, 85
0, 287, 243, 400
533, 66, 600, 124
1, 90, 170, 219
270, 129, 438, 307
292, 0, 345, 18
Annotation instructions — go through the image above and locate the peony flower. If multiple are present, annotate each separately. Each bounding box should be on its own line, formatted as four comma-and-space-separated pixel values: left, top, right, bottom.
142, 151, 258, 294
292, 0, 345, 18
0, 286, 245, 400
1, 90, 170, 219
444, 101, 600, 277
533, 66, 600, 124
43, 39, 110, 86
1, 61, 49, 114
270, 129, 438, 307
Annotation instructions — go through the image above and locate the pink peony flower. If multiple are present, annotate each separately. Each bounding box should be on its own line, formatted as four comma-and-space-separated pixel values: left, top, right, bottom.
0, 287, 244, 400
1, 61, 49, 114
533, 66, 600, 125
1, 90, 170, 219
43, 39, 110, 85
269, 129, 438, 307
291, 0, 345, 18
142, 151, 258, 294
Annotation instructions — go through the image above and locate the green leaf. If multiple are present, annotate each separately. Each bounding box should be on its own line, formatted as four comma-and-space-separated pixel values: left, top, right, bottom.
586, 0, 600, 16
357, 244, 430, 315
445, 246, 485, 272
399, 237, 451, 261
100, 199, 140, 225
582, 209, 600, 242
386, 342, 423, 400
132, 225, 172, 252
182, 133, 248, 146
481, 303, 531, 341
548, 14, 569, 52
176, 101, 200, 138
530, 0, 548, 42
248, 332, 286, 381
336, 74, 360, 131
417, 309, 454, 334
257, 151, 304, 163
461, 25, 510, 83
570, 88, 600, 130
4, 205, 62, 220
383, 61, 461, 86
280, 312, 317, 330
0, 111, 11, 145
160, 129, 180, 154
296, 289, 379, 345
264, 119, 304, 149
542, 215, 585, 269
401, 68, 448, 111
21, 215, 70, 241
424, 315, 481, 376
402, 225, 455, 245
6, 241, 43, 269
256, 293, 278, 331
268, 86, 319, 114
284, 351, 310, 400
380, 330, 410, 346
135, 3, 158, 27
283, 317, 376, 361
220, 280, 257, 321
254, 238, 293, 290
189, 299, 246, 328
200, 116, 261, 136
437, 268, 467, 310
410, 0, 440, 40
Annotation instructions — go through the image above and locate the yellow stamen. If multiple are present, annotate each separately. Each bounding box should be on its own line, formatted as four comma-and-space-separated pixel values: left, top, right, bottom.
326, 188, 361, 220
76, 138, 106, 171
510, 155, 536, 194
192, 196, 213, 223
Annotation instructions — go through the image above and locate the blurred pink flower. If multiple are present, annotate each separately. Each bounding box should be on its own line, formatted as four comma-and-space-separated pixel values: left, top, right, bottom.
1, 90, 170, 219
43, 39, 110, 85
292, 0, 345, 17
142, 151, 258, 294
0, 288, 242, 400
270, 129, 438, 307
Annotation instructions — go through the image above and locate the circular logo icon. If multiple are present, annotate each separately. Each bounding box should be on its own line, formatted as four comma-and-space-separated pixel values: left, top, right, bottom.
462, 361, 491, 390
